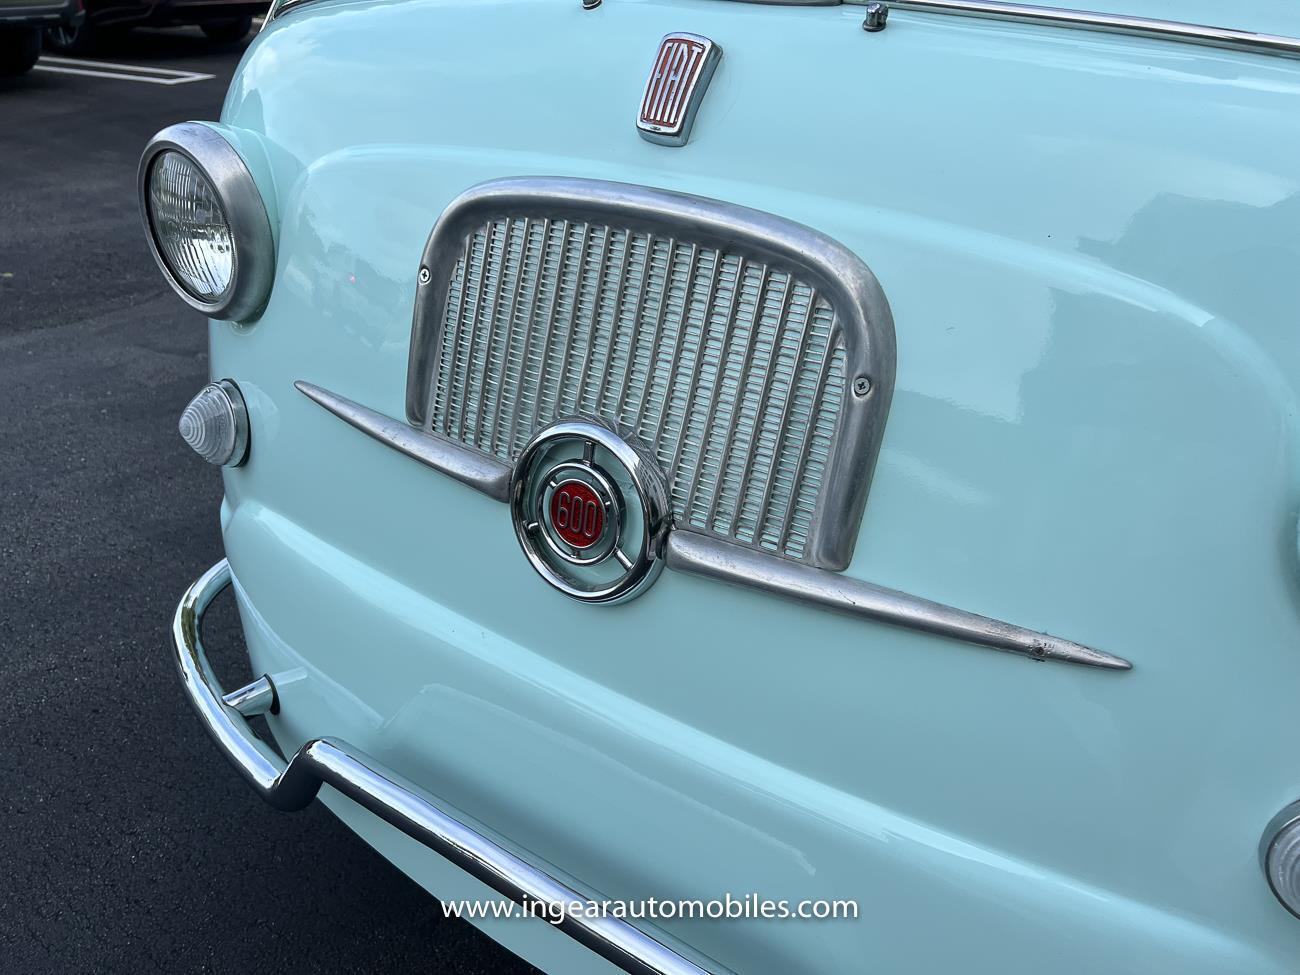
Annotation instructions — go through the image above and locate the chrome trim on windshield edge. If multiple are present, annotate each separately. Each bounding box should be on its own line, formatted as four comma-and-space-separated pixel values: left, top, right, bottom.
295, 381, 512, 501
879, 1, 1300, 59
174, 559, 729, 975
666, 531, 1133, 670
296, 380, 1132, 671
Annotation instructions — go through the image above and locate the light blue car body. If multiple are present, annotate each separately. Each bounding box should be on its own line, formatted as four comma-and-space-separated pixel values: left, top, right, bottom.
206, 1, 1300, 971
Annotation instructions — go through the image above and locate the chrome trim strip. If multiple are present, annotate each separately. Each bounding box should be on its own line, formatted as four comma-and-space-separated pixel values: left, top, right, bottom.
175, 560, 728, 975
294, 381, 512, 502
260, 0, 1300, 57
138, 122, 275, 322
298, 381, 1132, 670
666, 531, 1132, 670
879, 1, 1300, 59
407, 177, 896, 572
262, 0, 316, 25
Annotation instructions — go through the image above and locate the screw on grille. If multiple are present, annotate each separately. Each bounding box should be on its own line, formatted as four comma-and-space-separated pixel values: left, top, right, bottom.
862, 2, 889, 31
426, 215, 856, 563
418, 267, 431, 285
853, 376, 872, 396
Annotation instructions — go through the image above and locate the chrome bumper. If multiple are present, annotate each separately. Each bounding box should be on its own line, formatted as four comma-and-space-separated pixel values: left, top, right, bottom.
173, 559, 724, 975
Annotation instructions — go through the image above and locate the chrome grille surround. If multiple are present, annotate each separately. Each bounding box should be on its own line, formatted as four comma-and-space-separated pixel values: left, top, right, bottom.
407, 178, 895, 570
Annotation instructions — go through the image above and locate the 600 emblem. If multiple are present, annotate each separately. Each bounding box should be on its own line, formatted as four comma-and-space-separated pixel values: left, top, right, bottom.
510, 419, 671, 604
549, 480, 605, 550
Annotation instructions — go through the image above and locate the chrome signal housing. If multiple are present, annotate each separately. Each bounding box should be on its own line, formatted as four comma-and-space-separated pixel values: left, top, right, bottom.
138, 122, 274, 322
179, 379, 250, 467
511, 420, 670, 604
1263, 801, 1300, 919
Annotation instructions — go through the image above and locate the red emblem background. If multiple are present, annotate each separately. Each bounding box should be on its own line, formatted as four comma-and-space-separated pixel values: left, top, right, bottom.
549, 480, 606, 550
639, 37, 708, 130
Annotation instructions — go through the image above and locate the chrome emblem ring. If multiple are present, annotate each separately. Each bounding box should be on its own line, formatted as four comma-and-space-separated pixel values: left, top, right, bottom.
511, 419, 670, 603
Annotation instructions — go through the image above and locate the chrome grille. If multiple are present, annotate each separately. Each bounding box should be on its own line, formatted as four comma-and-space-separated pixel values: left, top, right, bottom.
425, 216, 848, 562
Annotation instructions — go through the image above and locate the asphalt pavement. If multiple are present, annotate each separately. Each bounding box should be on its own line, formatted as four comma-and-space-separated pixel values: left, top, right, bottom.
0, 29, 538, 974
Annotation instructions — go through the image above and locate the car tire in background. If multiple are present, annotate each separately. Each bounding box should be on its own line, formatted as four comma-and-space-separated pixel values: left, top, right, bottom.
44, 22, 112, 55
200, 17, 252, 43
0, 28, 42, 76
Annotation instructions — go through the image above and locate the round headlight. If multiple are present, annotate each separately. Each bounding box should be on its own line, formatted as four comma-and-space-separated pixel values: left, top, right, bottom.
147, 150, 235, 302
139, 123, 274, 322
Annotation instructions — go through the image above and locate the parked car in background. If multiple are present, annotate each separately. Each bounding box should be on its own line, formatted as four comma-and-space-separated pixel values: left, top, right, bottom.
0, 0, 80, 75
45, 0, 264, 53
140, 0, 1300, 973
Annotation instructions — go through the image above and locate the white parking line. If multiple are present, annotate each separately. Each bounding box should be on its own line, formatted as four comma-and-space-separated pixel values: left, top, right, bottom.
40, 55, 209, 76
33, 56, 215, 85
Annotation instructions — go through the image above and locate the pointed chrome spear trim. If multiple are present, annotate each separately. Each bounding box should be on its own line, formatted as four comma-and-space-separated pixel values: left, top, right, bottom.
294, 381, 512, 501
296, 379, 1132, 672
666, 532, 1131, 670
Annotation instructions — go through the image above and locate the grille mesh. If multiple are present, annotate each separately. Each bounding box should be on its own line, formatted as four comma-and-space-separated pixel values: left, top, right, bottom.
427, 216, 848, 561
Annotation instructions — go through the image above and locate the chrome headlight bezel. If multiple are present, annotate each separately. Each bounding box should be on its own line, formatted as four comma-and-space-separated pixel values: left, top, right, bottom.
138, 122, 274, 322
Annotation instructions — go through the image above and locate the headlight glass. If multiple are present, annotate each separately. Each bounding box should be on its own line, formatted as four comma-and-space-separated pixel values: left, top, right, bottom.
147, 150, 234, 301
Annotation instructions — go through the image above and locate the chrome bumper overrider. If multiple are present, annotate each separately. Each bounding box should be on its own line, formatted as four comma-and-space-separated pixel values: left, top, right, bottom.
173, 559, 726, 975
